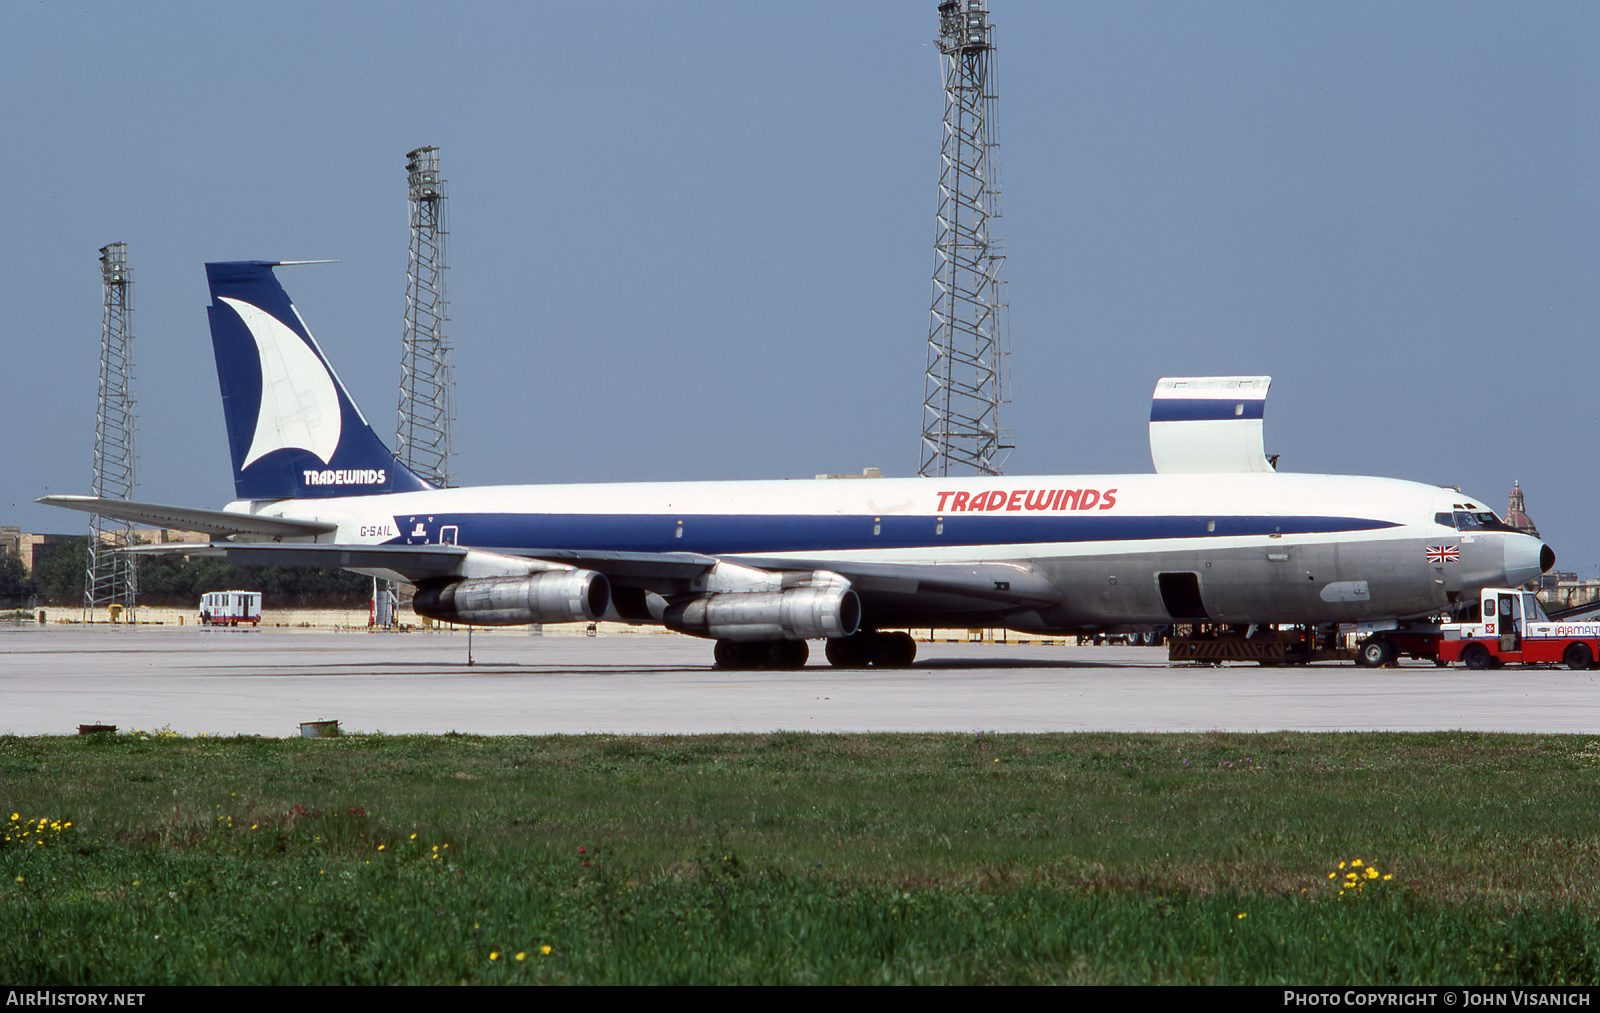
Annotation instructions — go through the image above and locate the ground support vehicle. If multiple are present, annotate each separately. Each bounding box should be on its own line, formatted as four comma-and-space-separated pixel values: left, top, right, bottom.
1357, 588, 1600, 670
1365, 625, 1449, 667
199, 590, 262, 627
1166, 624, 1351, 665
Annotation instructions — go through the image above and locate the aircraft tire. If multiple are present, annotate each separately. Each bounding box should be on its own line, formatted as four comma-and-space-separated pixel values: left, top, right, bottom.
878, 632, 917, 668
766, 640, 809, 670
825, 635, 873, 668
1356, 636, 1397, 668
716, 639, 809, 670
713, 639, 750, 669
1461, 643, 1493, 671
1563, 643, 1593, 671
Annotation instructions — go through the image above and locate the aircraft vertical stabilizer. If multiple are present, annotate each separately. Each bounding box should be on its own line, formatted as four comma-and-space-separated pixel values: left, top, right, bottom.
205, 261, 432, 501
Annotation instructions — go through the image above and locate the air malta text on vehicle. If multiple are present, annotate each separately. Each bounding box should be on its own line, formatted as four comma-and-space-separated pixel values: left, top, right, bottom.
301, 469, 387, 487
935, 488, 1118, 513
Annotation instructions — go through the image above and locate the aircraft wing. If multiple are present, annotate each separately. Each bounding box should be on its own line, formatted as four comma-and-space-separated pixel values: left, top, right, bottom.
37, 495, 337, 538
506, 548, 722, 582
123, 540, 722, 585
735, 556, 1062, 606
118, 537, 1054, 611
127, 542, 474, 580
516, 549, 1061, 607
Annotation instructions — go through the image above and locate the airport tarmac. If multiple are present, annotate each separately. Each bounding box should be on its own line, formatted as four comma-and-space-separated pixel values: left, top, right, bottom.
3, 623, 1599, 737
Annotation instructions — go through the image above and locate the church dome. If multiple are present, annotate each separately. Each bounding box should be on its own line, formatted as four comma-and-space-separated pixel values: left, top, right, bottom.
1506, 481, 1539, 538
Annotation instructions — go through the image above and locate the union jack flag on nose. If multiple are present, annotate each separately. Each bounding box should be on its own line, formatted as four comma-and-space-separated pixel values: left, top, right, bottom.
1426, 545, 1460, 563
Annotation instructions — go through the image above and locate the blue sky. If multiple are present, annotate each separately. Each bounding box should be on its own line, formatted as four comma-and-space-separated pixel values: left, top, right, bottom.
4, 2, 1597, 572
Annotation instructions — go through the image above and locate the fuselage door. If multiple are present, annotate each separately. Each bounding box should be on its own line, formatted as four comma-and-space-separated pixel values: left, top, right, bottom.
1158, 572, 1210, 620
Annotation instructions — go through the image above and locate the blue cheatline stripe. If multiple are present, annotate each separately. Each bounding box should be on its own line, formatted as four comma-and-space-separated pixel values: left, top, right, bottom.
1150, 398, 1266, 422
385, 512, 1398, 556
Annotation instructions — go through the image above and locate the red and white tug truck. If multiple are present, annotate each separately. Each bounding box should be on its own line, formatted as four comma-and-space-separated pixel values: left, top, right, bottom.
1370, 588, 1599, 670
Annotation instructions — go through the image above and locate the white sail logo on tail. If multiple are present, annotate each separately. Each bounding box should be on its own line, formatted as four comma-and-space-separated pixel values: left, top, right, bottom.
219, 297, 342, 469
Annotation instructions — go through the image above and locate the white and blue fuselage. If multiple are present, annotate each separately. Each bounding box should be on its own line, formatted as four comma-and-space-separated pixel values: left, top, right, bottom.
242, 469, 1547, 632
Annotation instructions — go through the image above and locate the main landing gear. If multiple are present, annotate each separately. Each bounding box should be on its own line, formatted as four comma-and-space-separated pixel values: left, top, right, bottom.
710, 631, 919, 670
823, 630, 917, 669
713, 639, 809, 670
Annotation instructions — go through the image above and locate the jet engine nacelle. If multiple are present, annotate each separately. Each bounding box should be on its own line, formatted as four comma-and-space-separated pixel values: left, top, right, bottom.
664, 577, 861, 641
412, 570, 610, 627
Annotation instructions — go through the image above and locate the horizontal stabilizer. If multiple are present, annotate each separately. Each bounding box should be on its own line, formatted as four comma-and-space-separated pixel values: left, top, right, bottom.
38, 495, 336, 538
1149, 376, 1275, 474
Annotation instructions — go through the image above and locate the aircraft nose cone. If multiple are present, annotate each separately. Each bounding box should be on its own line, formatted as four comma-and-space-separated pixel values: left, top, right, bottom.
1504, 534, 1548, 587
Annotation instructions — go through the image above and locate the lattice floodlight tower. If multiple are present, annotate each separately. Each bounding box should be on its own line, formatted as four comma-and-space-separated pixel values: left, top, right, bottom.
921, 0, 1011, 478
399, 145, 453, 488
85, 242, 138, 618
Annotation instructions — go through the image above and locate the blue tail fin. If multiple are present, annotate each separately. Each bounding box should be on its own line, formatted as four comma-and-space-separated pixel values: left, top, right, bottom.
205, 261, 432, 500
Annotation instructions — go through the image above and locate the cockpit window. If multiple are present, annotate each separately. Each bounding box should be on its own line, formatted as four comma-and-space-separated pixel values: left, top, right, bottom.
1444, 510, 1520, 533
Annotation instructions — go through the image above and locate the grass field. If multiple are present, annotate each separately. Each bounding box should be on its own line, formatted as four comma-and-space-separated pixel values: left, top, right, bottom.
4, 730, 1600, 984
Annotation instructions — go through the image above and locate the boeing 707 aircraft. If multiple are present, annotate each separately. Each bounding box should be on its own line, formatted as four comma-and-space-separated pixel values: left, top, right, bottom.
42, 261, 1553, 669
